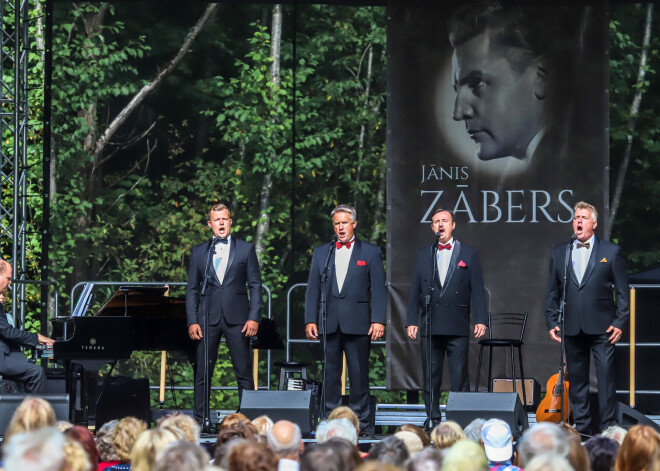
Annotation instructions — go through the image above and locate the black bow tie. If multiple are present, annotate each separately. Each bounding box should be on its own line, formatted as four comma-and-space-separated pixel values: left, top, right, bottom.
576, 242, 590, 249
215, 238, 228, 245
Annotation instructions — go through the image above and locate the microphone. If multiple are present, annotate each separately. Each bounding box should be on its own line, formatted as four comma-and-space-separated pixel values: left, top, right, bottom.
331, 235, 338, 244
435, 231, 442, 242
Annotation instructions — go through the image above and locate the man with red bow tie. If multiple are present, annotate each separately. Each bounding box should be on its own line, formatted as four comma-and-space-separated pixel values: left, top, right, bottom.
406, 209, 487, 429
305, 204, 386, 436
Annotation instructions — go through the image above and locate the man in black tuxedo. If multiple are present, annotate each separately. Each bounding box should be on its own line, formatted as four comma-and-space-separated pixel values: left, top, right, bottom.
186, 204, 262, 428
0, 260, 54, 392
406, 209, 487, 428
304, 204, 386, 435
545, 201, 629, 435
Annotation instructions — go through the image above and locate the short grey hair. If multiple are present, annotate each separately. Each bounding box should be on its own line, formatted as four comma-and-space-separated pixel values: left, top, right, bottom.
154, 441, 210, 471
518, 422, 569, 466
315, 418, 358, 445
464, 418, 486, 442
573, 201, 598, 222
4, 427, 66, 471
601, 425, 627, 445
331, 204, 357, 222
406, 446, 443, 471
524, 454, 574, 471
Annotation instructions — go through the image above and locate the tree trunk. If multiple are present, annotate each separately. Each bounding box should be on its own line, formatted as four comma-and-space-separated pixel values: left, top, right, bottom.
608, 3, 653, 239
254, 4, 282, 267
353, 44, 373, 205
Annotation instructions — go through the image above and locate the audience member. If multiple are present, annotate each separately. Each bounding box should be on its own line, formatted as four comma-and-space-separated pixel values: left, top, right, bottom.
130, 428, 178, 471
3, 396, 56, 447
614, 425, 660, 471
108, 416, 147, 470
326, 437, 362, 471
406, 446, 443, 471
367, 435, 409, 467
153, 441, 211, 471
480, 418, 521, 470
157, 412, 201, 443
396, 424, 431, 448
3, 427, 65, 471
56, 420, 74, 432
97, 419, 121, 470
220, 412, 252, 430
394, 431, 424, 457
525, 454, 574, 471
602, 425, 628, 446
267, 420, 303, 470
328, 406, 361, 438
299, 442, 344, 471
430, 420, 466, 450
560, 422, 582, 439
62, 436, 93, 471
228, 439, 278, 471
316, 418, 358, 446
252, 415, 274, 436
464, 418, 486, 443
64, 425, 99, 471
214, 438, 246, 470
584, 435, 619, 471
517, 422, 569, 466
215, 420, 259, 449
441, 439, 489, 471
567, 435, 590, 471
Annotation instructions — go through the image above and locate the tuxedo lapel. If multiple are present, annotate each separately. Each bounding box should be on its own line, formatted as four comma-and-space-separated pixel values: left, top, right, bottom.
569, 243, 580, 286
223, 237, 237, 283
440, 240, 461, 297
428, 244, 441, 291
338, 239, 361, 297
580, 237, 600, 287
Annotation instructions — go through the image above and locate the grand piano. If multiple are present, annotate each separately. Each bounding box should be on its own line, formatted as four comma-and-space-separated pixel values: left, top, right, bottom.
51, 286, 195, 424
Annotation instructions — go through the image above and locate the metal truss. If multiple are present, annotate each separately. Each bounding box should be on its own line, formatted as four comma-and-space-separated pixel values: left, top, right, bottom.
0, 0, 31, 325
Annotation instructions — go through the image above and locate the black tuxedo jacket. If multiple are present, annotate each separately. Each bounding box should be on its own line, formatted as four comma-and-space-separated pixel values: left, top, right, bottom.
186, 237, 262, 327
545, 236, 629, 335
304, 238, 386, 335
0, 304, 37, 355
406, 240, 488, 336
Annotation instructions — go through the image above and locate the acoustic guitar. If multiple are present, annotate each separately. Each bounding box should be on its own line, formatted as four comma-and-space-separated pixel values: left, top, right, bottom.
535, 370, 570, 423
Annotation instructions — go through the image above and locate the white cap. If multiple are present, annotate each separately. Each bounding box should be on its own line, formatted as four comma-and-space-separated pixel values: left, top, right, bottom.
481, 419, 513, 462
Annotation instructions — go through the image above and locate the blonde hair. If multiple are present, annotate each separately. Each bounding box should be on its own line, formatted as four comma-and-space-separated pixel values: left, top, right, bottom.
158, 413, 200, 443
209, 203, 230, 218
112, 416, 147, 462
3, 396, 57, 446
62, 437, 92, 471
251, 415, 274, 436
328, 406, 360, 435
131, 428, 178, 471
431, 420, 467, 449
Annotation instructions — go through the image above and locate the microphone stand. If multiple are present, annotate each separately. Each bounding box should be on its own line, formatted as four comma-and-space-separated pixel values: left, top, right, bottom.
319, 235, 337, 420
557, 236, 575, 424
200, 236, 217, 432
423, 232, 441, 428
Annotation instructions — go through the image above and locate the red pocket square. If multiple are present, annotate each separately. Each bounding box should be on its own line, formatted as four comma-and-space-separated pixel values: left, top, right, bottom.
458, 260, 467, 267
357, 260, 367, 266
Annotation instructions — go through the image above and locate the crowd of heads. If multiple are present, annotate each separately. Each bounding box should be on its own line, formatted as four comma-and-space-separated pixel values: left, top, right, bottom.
3, 396, 660, 471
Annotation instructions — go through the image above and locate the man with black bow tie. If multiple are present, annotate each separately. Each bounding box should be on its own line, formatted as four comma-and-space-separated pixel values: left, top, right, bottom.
406, 209, 487, 429
545, 201, 629, 435
186, 203, 262, 427
304, 204, 386, 435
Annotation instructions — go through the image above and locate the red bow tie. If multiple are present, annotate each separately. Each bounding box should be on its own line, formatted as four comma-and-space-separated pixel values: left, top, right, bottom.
438, 243, 452, 251
336, 241, 352, 249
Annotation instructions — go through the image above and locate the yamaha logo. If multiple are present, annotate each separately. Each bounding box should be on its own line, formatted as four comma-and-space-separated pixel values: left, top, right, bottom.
90, 338, 96, 345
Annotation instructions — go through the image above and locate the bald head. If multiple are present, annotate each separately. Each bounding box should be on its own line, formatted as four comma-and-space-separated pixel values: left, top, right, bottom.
267, 420, 303, 460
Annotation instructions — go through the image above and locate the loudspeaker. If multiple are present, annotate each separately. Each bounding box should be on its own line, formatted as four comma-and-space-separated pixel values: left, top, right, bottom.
241, 390, 315, 436
96, 376, 151, 430
0, 393, 70, 434
589, 395, 660, 434
446, 392, 528, 439
492, 378, 541, 407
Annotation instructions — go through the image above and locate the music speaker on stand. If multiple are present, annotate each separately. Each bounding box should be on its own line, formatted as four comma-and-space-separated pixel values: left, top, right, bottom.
241, 390, 316, 436
446, 392, 528, 439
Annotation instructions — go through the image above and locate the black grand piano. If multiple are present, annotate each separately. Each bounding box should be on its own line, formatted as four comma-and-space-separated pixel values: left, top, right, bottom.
51, 286, 195, 424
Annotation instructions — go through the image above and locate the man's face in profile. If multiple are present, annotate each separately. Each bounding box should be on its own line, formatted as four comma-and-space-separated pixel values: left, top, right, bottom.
451, 32, 545, 161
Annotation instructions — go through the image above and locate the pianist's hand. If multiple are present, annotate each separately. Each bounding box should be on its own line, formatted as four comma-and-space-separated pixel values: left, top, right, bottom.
188, 324, 203, 340
242, 320, 259, 337
37, 334, 55, 346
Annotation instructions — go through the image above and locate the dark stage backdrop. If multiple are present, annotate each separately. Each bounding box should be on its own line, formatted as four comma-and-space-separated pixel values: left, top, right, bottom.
386, 2, 609, 391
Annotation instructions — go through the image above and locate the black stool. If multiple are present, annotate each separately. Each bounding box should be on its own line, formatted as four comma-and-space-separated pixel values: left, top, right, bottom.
275, 361, 309, 390
474, 312, 528, 407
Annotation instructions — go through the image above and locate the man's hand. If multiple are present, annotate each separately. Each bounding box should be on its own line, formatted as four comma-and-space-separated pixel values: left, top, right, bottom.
407, 326, 418, 340
474, 323, 487, 338
368, 323, 385, 341
549, 326, 561, 343
242, 320, 259, 337
305, 323, 318, 340
607, 325, 623, 344
37, 334, 54, 346
188, 324, 202, 340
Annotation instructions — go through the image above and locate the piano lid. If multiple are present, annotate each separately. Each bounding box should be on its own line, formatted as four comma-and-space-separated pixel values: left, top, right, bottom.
96, 286, 186, 317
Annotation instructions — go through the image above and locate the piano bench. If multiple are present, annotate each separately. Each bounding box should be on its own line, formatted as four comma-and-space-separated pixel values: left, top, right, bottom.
275, 361, 309, 391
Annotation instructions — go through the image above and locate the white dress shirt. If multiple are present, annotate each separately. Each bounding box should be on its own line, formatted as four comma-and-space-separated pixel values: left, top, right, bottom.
573, 234, 594, 284
437, 238, 454, 286
335, 237, 354, 292
213, 234, 231, 284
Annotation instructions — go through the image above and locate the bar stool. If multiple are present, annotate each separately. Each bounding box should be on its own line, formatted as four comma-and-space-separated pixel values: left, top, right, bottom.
474, 312, 528, 407
275, 361, 309, 390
